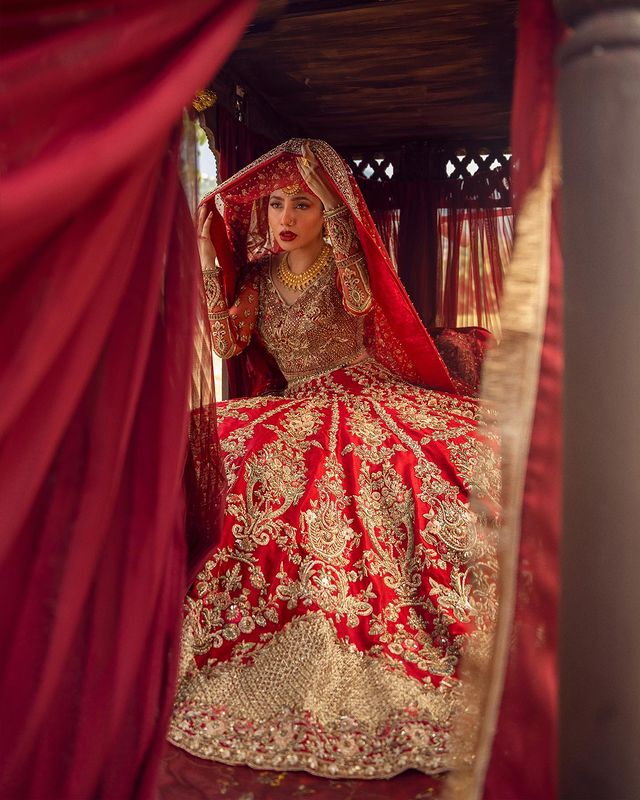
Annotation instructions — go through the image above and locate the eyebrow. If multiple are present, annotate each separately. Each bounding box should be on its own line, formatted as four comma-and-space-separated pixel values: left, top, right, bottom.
269, 193, 312, 201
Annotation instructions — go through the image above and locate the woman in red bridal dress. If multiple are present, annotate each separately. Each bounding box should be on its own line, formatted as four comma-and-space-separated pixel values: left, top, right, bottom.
168, 140, 499, 779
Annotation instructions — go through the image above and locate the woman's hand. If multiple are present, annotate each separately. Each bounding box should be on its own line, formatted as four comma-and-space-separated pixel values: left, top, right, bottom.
296, 141, 341, 211
196, 204, 217, 270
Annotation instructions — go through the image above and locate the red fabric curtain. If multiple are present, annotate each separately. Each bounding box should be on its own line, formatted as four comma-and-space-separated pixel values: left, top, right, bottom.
0, 2, 256, 798
435, 171, 513, 335
483, 1, 563, 798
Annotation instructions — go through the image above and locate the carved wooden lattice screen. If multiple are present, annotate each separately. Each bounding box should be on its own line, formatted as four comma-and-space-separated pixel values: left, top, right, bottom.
440, 145, 512, 182
346, 153, 398, 182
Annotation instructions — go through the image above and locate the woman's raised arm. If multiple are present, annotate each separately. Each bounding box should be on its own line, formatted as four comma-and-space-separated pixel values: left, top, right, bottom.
198, 206, 259, 359
296, 142, 372, 316
323, 205, 372, 316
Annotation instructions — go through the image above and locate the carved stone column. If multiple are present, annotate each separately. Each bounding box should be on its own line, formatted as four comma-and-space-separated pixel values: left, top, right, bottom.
555, 2, 640, 798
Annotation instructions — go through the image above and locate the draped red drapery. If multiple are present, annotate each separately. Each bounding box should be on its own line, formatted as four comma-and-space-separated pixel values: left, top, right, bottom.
0, 2, 256, 798
483, 1, 563, 798
434, 170, 513, 335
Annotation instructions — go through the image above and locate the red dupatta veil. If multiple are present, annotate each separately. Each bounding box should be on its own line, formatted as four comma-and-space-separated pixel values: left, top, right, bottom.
202, 139, 455, 396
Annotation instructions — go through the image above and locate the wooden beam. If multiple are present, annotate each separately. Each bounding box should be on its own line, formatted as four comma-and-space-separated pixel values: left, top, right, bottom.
221, 0, 516, 147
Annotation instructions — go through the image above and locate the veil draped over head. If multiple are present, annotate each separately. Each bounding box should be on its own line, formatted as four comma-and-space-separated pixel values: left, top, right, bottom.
202, 139, 454, 397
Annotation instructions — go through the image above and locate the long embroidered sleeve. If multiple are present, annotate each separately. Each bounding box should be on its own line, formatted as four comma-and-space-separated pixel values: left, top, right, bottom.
203, 267, 260, 359
323, 205, 372, 315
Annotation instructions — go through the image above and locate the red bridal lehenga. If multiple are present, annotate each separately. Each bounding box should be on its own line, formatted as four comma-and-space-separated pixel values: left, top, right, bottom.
168, 140, 500, 779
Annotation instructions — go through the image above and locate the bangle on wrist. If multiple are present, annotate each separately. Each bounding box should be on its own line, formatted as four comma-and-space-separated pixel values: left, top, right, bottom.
202, 258, 220, 273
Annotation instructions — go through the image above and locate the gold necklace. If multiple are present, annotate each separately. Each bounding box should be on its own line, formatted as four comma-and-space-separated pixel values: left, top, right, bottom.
276, 243, 332, 291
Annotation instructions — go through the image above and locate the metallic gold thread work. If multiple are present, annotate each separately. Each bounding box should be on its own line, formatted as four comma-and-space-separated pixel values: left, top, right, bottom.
169, 360, 499, 778
169, 612, 466, 778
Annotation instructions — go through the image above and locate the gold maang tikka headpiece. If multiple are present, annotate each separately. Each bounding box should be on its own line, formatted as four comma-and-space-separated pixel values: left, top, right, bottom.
281, 183, 302, 195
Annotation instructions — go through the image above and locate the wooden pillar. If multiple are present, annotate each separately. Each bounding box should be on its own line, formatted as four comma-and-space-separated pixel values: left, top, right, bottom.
555, 2, 640, 797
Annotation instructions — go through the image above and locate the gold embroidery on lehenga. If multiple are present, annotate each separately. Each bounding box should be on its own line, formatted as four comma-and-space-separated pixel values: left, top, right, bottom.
170, 321, 499, 780
276, 402, 373, 625
300, 402, 359, 565
217, 398, 299, 486
173, 136, 502, 779
222, 409, 319, 554
170, 612, 461, 778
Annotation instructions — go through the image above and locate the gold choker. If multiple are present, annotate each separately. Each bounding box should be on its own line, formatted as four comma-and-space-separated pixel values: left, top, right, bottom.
276, 244, 332, 291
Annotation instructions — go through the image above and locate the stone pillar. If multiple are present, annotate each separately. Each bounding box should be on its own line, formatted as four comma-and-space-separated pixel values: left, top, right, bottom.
555, 2, 640, 797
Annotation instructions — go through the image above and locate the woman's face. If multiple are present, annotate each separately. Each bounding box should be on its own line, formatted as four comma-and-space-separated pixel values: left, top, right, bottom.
268, 190, 324, 252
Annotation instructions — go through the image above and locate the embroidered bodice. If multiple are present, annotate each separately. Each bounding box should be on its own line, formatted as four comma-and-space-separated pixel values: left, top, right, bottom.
258, 259, 366, 384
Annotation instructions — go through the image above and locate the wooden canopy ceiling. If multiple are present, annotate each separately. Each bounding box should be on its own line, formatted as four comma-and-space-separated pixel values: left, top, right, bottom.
214, 0, 518, 149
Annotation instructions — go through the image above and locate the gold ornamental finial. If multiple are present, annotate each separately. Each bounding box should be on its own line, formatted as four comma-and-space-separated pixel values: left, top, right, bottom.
192, 89, 217, 112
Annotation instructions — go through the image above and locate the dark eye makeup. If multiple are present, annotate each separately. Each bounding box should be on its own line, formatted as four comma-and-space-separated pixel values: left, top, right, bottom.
269, 200, 311, 210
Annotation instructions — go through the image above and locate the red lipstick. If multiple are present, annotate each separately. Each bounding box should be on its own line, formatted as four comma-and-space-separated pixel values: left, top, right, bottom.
279, 231, 297, 241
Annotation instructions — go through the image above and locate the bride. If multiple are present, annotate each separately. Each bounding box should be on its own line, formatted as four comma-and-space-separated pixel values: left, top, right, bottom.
168, 139, 499, 779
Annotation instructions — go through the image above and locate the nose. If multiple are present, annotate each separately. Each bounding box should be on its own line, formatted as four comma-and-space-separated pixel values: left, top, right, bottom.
282, 208, 295, 227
